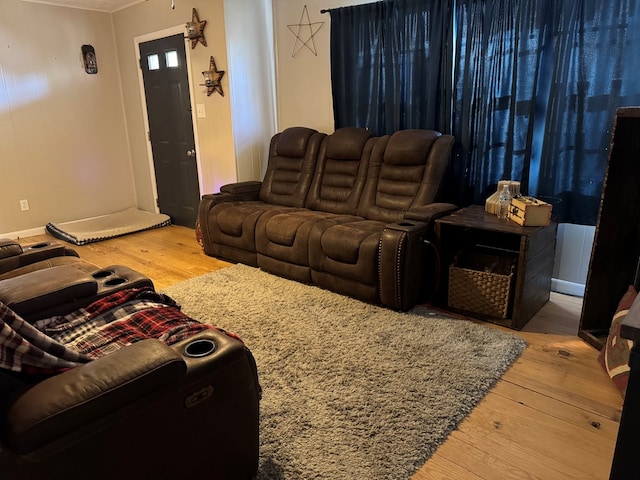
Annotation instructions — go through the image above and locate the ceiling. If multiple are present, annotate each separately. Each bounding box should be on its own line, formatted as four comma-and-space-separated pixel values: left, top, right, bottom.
21, 0, 146, 13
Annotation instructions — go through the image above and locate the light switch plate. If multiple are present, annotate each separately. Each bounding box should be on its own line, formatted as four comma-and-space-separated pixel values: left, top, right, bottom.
196, 104, 206, 118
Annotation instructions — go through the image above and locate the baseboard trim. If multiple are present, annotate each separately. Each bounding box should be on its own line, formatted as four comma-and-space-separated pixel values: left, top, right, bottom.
2, 226, 46, 240
552, 278, 585, 297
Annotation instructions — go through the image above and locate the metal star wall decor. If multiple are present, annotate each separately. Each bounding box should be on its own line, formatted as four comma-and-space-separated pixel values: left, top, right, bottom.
287, 5, 324, 57
185, 8, 207, 49
201, 56, 225, 97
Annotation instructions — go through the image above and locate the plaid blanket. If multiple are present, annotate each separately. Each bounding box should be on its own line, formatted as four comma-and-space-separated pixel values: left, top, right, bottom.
0, 303, 89, 375
1, 287, 221, 376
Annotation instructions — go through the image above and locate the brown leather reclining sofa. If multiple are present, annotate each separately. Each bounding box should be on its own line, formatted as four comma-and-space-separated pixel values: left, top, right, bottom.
0, 239, 261, 480
198, 126, 456, 311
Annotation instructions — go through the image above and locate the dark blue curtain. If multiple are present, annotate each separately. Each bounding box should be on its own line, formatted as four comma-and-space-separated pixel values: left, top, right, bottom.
538, 1, 640, 224
452, 0, 550, 207
329, 0, 640, 225
329, 0, 452, 135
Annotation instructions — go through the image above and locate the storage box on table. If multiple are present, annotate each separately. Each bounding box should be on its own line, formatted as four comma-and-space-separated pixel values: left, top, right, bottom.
508, 196, 552, 226
448, 250, 517, 319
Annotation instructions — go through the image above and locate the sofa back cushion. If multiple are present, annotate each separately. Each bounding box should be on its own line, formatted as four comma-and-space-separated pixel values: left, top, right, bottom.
305, 127, 376, 215
260, 127, 326, 207
357, 129, 454, 222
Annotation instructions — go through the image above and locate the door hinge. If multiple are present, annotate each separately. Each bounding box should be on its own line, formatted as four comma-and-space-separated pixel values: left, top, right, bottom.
147, 130, 151, 142
139, 58, 143, 69
156, 198, 160, 208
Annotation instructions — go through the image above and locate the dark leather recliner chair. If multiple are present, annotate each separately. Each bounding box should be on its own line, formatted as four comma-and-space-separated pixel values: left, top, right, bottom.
0, 240, 261, 480
0, 328, 261, 480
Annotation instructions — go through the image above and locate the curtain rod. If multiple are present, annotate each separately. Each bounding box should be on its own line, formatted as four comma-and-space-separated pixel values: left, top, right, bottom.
321, 1, 381, 14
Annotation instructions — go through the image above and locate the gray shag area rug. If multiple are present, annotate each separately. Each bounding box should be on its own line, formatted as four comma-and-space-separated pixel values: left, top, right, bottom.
163, 264, 527, 480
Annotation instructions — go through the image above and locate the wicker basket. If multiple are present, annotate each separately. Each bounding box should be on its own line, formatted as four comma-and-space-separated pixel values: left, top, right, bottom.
448, 252, 515, 318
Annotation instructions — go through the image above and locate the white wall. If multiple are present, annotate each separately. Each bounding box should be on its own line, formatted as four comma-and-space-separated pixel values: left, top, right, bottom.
225, 0, 278, 180
273, 0, 366, 132
552, 224, 595, 296
0, 0, 135, 236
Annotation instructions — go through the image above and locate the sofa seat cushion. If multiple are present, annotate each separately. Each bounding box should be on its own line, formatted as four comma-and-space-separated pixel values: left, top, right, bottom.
207, 202, 293, 253
262, 210, 335, 247
309, 219, 386, 286
214, 202, 272, 238
256, 210, 349, 268
319, 222, 374, 264
263, 211, 319, 247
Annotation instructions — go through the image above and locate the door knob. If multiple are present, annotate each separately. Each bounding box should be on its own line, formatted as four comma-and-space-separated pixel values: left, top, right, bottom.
186, 149, 196, 157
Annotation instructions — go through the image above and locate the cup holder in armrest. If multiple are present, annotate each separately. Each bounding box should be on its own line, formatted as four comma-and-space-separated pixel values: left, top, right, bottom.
104, 277, 128, 287
93, 266, 154, 297
93, 270, 128, 286
184, 339, 217, 358
26, 242, 51, 249
92, 269, 114, 279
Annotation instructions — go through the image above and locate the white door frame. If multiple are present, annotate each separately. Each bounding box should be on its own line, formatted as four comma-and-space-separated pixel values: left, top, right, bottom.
134, 26, 204, 214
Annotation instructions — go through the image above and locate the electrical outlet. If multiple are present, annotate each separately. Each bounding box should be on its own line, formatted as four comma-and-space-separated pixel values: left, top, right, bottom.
19, 199, 29, 211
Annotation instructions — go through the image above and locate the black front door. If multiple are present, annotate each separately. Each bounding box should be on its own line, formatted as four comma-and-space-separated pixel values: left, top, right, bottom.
139, 34, 200, 228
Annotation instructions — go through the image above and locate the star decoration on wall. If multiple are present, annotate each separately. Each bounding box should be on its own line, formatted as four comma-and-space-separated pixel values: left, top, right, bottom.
287, 5, 324, 57
185, 8, 207, 49
201, 56, 225, 97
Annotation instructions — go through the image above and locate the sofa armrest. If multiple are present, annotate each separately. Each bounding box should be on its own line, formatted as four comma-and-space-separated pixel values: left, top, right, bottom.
403, 202, 458, 225
0, 240, 79, 276
198, 183, 262, 256
220, 180, 262, 197
200, 182, 262, 207
379, 220, 430, 311
0, 265, 97, 318
170, 329, 261, 399
5, 339, 186, 454
0, 239, 23, 259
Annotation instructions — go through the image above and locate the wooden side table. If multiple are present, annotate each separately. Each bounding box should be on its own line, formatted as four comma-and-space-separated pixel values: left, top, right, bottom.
434, 205, 557, 330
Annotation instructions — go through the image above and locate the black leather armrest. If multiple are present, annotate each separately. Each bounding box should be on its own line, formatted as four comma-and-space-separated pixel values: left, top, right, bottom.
171, 329, 262, 403
0, 240, 79, 276
198, 184, 261, 256
384, 219, 427, 234
403, 203, 458, 225
5, 339, 186, 454
379, 221, 430, 311
220, 180, 262, 196
201, 182, 262, 204
0, 265, 97, 318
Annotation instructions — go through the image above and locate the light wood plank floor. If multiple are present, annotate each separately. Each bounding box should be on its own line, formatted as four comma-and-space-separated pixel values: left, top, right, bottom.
21, 226, 623, 480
